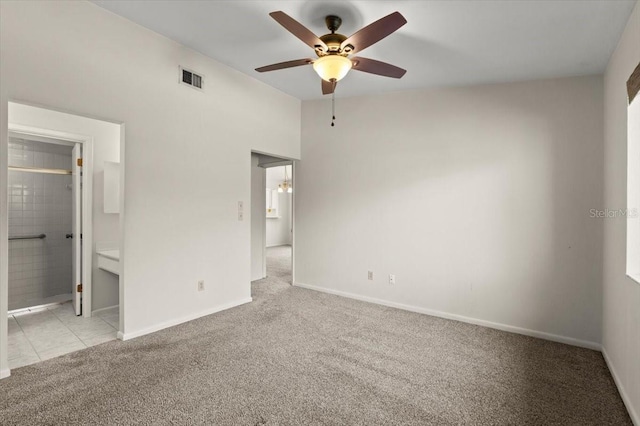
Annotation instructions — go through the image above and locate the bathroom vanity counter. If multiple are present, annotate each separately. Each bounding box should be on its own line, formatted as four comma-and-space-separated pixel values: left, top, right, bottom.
97, 249, 120, 275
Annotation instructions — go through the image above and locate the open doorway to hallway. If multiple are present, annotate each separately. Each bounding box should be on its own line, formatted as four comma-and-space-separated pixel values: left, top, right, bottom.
251, 153, 294, 290
265, 165, 293, 283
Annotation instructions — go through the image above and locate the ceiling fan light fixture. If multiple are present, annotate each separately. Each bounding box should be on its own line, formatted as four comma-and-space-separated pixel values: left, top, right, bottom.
313, 55, 352, 82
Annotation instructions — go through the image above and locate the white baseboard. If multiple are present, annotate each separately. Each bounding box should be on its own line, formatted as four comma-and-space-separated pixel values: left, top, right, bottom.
0, 368, 10, 379
92, 304, 119, 315
118, 297, 253, 341
294, 282, 601, 351
602, 347, 639, 426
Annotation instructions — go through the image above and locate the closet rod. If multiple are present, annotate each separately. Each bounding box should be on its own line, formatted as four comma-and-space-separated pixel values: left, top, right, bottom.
8, 165, 72, 175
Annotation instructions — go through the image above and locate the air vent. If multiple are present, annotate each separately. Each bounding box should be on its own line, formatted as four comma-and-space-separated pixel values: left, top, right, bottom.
180, 67, 203, 90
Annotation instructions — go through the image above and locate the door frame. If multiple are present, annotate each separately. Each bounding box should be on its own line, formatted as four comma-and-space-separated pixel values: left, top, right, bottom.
8, 123, 94, 317
291, 161, 296, 284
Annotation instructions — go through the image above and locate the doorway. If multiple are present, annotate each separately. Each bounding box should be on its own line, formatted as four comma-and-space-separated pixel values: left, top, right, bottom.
7, 135, 80, 312
3, 102, 123, 372
250, 153, 294, 290
6, 134, 117, 368
265, 165, 293, 283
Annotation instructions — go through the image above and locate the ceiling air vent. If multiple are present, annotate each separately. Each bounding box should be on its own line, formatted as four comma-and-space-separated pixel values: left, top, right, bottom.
180, 67, 203, 90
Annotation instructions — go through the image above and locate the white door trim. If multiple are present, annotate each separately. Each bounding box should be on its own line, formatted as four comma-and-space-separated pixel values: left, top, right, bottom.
8, 123, 95, 318
291, 161, 296, 285
262, 170, 267, 278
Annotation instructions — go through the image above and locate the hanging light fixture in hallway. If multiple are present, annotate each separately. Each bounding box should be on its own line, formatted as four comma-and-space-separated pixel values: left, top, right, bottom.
278, 166, 292, 193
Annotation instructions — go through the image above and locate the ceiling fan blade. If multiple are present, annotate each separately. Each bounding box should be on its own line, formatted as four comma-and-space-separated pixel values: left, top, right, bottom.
255, 58, 313, 73
322, 79, 337, 95
351, 57, 406, 78
341, 11, 406, 55
270, 11, 328, 52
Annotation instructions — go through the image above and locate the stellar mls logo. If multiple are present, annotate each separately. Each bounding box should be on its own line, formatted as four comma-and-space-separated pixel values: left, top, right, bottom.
589, 208, 639, 218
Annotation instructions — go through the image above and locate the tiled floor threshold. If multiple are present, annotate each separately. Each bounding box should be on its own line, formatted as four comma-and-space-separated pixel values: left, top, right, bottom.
8, 302, 119, 369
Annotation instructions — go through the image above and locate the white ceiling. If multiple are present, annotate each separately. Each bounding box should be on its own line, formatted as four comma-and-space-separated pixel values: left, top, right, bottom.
92, 0, 636, 100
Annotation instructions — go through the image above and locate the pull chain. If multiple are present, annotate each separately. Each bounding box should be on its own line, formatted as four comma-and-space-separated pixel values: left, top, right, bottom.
331, 91, 336, 127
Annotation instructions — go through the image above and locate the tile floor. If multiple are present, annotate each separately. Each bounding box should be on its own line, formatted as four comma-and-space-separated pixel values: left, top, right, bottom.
8, 302, 119, 369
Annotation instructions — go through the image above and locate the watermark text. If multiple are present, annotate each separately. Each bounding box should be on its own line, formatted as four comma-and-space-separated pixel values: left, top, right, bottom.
590, 208, 638, 218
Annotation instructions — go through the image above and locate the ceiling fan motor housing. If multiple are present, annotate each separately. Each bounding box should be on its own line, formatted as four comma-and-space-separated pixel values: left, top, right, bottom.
319, 16, 354, 54
319, 33, 347, 54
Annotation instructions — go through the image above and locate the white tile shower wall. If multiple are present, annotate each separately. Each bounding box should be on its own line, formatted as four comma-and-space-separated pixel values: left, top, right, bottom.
7, 138, 73, 310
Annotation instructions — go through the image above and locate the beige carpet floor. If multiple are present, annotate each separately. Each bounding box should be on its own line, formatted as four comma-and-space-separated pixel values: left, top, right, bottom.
0, 245, 631, 425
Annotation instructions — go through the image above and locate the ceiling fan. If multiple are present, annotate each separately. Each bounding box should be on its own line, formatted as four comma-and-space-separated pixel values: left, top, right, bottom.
255, 11, 407, 95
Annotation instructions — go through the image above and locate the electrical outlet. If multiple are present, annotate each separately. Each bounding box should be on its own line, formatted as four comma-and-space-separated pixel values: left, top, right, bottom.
198, 280, 205, 291
389, 274, 395, 285
238, 211, 244, 221
368, 271, 374, 280
238, 201, 243, 212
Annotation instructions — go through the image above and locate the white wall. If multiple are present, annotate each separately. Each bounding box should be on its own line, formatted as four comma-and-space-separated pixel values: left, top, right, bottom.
266, 166, 292, 247
0, 0, 300, 375
297, 75, 604, 348
8, 103, 121, 312
603, 2, 640, 423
